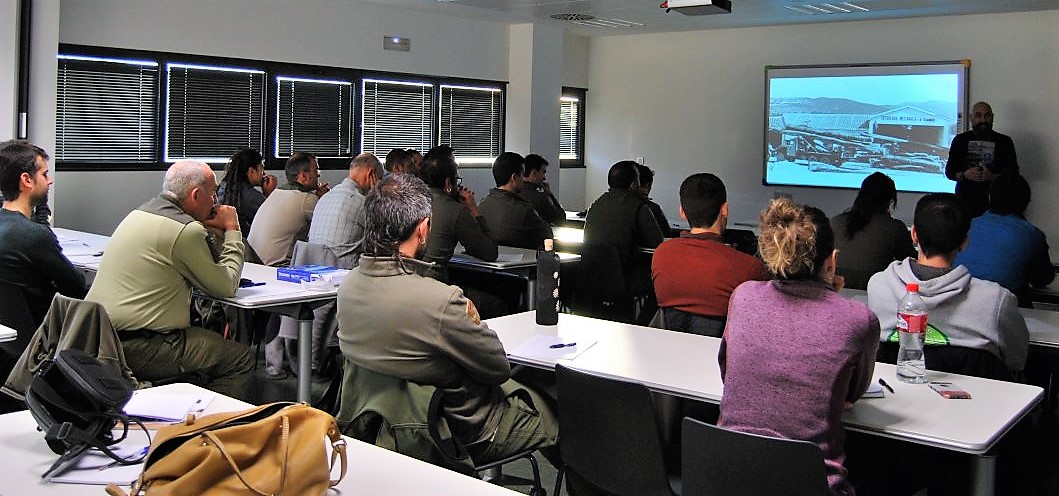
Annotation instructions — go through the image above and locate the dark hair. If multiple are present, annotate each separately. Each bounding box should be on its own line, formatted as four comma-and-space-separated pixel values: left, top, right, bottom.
635, 163, 654, 187
679, 173, 726, 228
285, 152, 317, 183
419, 146, 458, 189
607, 160, 640, 189
913, 193, 970, 257
989, 172, 1030, 217
384, 148, 413, 173
363, 173, 432, 258
492, 152, 524, 187
758, 198, 834, 280
219, 147, 263, 210
0, 140, 48, 201
524, 154, 548, 176
842, 172, 897, 240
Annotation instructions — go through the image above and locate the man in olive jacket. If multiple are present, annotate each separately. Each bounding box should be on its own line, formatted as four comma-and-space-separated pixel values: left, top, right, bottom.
336, 173, 558, 464
478, 151, 552, 250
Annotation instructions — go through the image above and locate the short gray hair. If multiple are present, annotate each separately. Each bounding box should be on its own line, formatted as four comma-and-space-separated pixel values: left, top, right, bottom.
363, 173, 431, 257
351, 152, 384, 179
163, 160, 213, 200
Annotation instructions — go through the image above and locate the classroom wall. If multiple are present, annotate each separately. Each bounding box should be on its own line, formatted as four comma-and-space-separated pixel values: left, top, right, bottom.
0, 0, 18, 140
51, 0, 516, 233
560, 33, 590, 211
586, 11, 1059, 258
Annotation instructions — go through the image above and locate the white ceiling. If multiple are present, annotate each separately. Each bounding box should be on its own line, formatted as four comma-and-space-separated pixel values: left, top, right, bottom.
350, 0, 1059, 36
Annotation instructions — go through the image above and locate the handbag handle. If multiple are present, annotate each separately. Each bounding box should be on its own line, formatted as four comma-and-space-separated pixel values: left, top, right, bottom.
327, 426, 348, 487
203, 415, 291, 496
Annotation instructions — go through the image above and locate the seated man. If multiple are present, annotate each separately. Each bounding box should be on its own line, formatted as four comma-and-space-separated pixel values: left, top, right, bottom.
336, 173, 558, 465
516, 153, 565, 225
478, 152, 552, 250
651, 173, 767, 337
955, 173, 1054, 304
86, 161, 253, 398
867, 193, 1028, 377
247, 152, 328, 266
636, 163, 676, 238
0, 140, 86, 327
309, 152, 383, 269
383, 148, 414, 177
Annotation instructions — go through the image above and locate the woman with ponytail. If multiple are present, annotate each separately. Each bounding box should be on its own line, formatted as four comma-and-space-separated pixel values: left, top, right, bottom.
830, 172, 916, 289
217, 148, 277, 233
717, 198, 879, 495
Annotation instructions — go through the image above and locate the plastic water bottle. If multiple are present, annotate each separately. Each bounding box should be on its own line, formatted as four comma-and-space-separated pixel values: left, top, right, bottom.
896, 282, 928, 383
535, 239, 560, 325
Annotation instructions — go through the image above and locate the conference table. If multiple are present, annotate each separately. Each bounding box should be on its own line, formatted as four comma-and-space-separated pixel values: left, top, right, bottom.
448, 245, 580, 310
53, 228, 336, 403
0, 383, 520, 495
486, 311, 1043, 496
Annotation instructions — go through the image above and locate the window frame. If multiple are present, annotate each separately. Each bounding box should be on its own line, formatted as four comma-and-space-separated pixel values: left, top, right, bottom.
55, 44, 507, 172
560, 87, 587, 169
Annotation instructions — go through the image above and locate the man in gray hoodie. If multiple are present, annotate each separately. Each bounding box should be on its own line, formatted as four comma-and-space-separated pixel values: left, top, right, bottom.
867, 193, 1028, 376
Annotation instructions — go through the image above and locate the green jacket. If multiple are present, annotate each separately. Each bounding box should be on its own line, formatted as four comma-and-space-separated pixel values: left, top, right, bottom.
423, 187, 497, 282
478, 188, 553, 250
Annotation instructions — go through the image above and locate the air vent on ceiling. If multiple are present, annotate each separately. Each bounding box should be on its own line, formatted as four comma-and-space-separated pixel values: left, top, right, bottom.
551, 13, 645, 28
551, 13, 596, 21
784, 2, 870, 14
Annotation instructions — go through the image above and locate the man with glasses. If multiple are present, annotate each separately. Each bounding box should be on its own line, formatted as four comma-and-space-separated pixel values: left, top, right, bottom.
86, 160, 254, 399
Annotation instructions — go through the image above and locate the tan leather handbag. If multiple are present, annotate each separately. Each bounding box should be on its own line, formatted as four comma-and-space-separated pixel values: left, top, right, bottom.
108, 402, 347, 496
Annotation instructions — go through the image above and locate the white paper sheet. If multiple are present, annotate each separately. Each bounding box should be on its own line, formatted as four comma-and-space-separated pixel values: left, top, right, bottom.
123, 390, 214, 421
508, 335, 597, 361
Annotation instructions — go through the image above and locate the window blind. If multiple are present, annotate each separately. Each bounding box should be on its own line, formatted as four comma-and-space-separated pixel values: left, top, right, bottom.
276, 77, 353, 159
439, 85, 503, 165
361, 79, 434, 156
165, 63, 265, 162
560, 95, 581, 162
55, 55, 159, 163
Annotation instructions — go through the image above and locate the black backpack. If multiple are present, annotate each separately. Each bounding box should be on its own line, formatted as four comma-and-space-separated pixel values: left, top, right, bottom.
25, 348, 146, 478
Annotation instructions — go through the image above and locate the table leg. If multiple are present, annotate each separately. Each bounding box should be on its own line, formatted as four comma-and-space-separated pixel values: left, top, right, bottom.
971, 454, 996, 496
298, 319, 312, 403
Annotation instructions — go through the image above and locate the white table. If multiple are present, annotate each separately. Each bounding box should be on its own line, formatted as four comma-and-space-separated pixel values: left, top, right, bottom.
49, 228, 337, 403
199, 262, 338, 403
449, 245, 579, 310
486, 311, 1043, 496
0, 383, 520, 495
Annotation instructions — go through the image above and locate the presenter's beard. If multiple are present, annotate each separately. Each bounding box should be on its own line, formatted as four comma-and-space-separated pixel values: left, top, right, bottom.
972, 122, 992, 136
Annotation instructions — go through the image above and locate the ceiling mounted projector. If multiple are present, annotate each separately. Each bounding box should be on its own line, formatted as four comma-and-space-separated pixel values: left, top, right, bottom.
664, 0, 732, 15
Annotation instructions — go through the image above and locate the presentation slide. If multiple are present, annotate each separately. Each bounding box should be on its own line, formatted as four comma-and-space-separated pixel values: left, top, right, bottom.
764, 62, 968, 193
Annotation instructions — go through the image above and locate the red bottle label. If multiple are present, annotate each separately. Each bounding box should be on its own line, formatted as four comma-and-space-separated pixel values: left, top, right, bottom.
898, 312, 927, 333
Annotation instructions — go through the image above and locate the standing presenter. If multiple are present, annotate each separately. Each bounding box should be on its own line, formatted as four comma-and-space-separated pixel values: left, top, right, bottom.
945, 101, 1018, 217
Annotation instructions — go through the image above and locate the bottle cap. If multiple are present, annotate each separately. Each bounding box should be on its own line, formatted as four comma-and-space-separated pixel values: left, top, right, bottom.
543, 239, 553, 251
906, 283, 919, 292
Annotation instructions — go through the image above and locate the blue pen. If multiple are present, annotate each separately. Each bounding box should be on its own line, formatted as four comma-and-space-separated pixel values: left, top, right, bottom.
549, 342, 576, 349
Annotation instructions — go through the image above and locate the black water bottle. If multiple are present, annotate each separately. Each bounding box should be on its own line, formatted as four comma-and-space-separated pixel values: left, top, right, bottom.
535, 239, 560, 325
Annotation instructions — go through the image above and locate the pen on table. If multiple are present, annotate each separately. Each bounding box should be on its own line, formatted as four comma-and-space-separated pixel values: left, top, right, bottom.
878, 378, 895, 394
549, 342, 576, 349
93, 251, 104, 257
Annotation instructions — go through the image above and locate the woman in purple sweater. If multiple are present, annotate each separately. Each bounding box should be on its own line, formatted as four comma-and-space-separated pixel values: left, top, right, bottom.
718, 198, 879, 495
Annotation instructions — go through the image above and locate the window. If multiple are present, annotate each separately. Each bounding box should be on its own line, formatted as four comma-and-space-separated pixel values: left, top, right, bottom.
361, 79, 434, 156
55, 55, 159, 163
560, 87, 586, 167
439, 84, 504, 165
276, 77, 353, 159
165, 63, 266, 163
56, 45, 506, 170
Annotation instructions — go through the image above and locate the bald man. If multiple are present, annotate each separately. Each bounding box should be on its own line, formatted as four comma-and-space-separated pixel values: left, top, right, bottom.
309, 152, 384, 268
86, 160, 253, 398
945, 101, 1019, 217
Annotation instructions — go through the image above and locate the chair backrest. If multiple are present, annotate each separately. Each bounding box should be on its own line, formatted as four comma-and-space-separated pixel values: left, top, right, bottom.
555, 364, 675, 496
660, 307, 726, 338
682, 417, 828, 496
876, 341, 1013, 381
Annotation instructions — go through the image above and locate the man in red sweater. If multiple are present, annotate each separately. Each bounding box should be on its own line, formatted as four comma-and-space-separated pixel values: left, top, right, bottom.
651, 173, 768, 336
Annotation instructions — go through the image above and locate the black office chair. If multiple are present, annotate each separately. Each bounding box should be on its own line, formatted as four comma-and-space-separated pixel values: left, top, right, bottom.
876, 341, 1013, 381
681, 417, 828, 496
570, 243, 637, 323
553, 364, 679, 496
